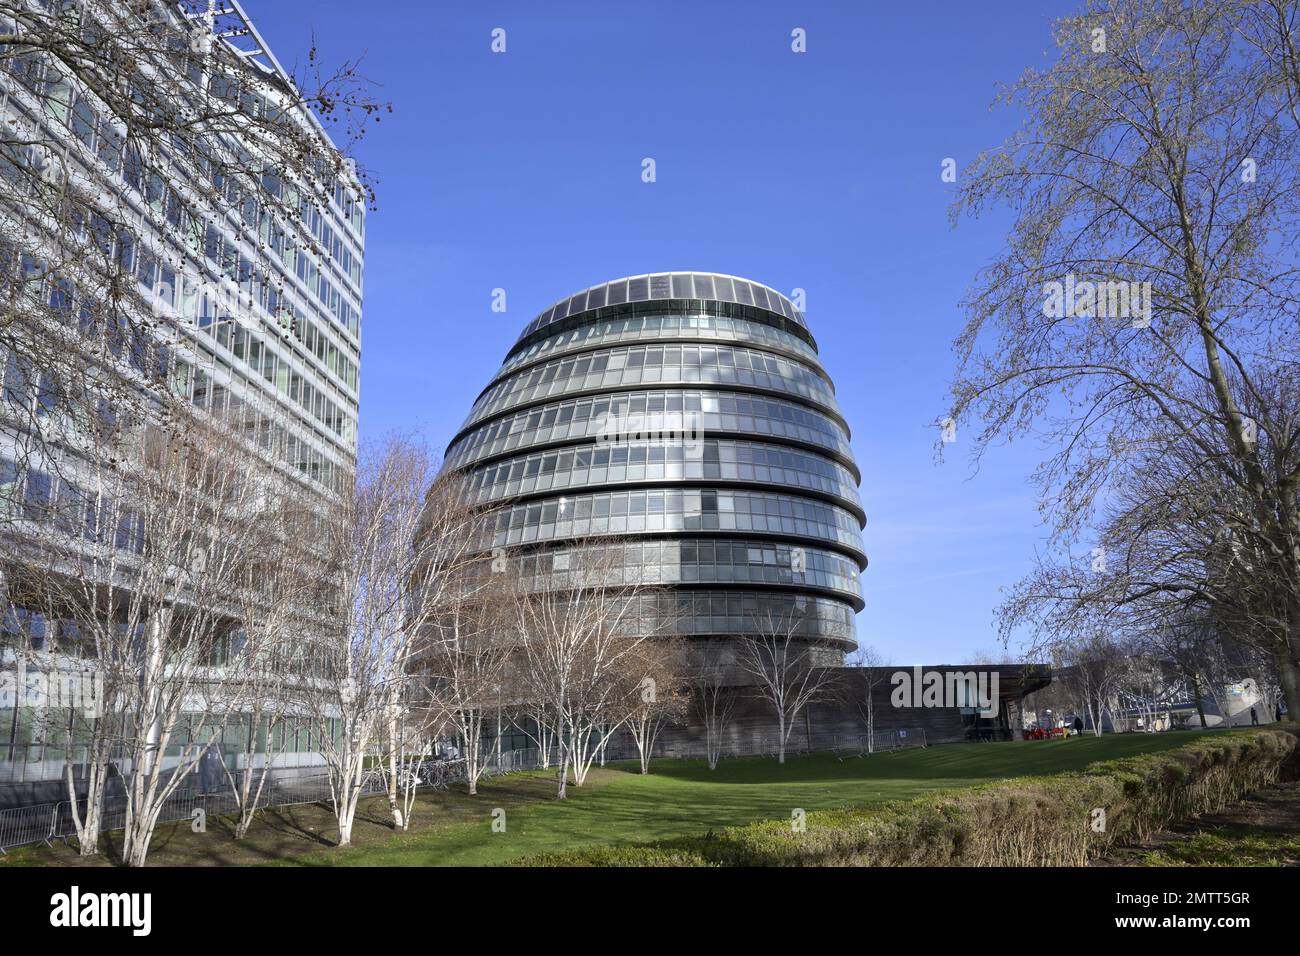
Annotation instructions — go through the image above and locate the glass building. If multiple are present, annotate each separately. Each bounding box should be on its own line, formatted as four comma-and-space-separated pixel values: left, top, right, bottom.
0, 1, 362, 791
447, 273, 865, 662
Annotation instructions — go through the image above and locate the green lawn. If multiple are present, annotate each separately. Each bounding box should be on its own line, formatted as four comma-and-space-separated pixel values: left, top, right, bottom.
1142, 828, 1300, 866
0, 729, 1255, 867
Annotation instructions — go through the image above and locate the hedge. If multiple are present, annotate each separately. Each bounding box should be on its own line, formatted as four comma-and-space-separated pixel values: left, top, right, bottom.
520, 727, 1298, 867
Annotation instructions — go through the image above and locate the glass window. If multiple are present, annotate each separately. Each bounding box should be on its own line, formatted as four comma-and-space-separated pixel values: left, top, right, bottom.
448, 391, 853, 479
0, 457, 20, 514
22, 471, 53, 521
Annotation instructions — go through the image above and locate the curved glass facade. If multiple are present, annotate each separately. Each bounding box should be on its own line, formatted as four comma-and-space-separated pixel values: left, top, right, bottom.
481, 489, 866, 560
513, 539, 863, 605
466, 439, 862, 513
499, 312, 822, 378
449, 272, 866, 653
446, 388, 854, 471
461, 340, 841, 430
514, 272, 810, 345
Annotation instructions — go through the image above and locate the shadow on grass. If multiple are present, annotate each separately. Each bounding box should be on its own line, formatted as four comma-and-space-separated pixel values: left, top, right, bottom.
0, 730, 1261, 867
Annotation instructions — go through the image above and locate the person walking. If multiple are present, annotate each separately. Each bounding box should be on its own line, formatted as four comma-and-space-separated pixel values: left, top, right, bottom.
1250, 707, 1259, 726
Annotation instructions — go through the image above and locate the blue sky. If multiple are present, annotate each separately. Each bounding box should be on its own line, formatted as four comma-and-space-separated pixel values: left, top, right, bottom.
248, 0, 1077, 665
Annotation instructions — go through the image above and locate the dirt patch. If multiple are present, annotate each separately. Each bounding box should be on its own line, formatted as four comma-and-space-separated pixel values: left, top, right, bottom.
1095, 780, 1300, 866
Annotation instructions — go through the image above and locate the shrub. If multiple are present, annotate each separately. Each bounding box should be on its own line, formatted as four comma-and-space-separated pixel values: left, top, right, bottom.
519, 729, 1297, 867
522, 845, 713, 867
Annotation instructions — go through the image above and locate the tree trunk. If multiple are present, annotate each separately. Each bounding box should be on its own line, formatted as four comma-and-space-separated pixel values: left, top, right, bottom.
337, 759, 363, 847
140, 610, 167, 781
384, 706, 405, 829
123, 799, 158, 868
79, 799, 102, 858
125, 830, 150, 868
1277, 644, 1300, 724
337, 792, 357, 846
66, 749, 103, 857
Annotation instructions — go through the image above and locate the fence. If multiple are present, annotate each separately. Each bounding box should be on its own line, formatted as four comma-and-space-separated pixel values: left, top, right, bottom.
0, 802, 59, 853
743, 728, 927, 758
624, 727, 929, 762
0, 743, 327, 786
863, 728, 928, 752
0, 746, 545, 855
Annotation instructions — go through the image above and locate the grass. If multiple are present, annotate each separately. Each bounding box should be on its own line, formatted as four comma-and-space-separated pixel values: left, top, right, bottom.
519, 727, 1298, 866
0, 728, 1274, 867
1104, 774, 1300, 867
1143, 829, 1300, 866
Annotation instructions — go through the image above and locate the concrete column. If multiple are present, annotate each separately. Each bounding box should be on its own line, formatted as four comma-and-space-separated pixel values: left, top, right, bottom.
1006, 697, 1024, 740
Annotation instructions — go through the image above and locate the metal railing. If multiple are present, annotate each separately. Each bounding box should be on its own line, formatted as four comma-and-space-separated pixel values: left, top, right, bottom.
0, 743, 328, 785
627, 728, 929, 762
760, 729, 928, 757
862, 728, 928, 752
0, 803, 60, 853
0, 747, 546, 854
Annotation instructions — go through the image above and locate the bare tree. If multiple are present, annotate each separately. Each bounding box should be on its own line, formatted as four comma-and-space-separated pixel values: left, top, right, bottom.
117, 420, 275, 867
1022, 670, 1078, 732
946, 0, 1300, 719
512, 539, 659, 798
736, 610, 839, 764
1191, 632, 1240, 727
623, 637, 688, 775
1238, 0, 1300, 131
357, 471, 506, 823
1114, 650, 1178, 732
1139, 614, 1220, 728
1059, 634, 1125, 737
414, 480, 516, 799
845, 645, 889, 752
370, 672, 445, 833
219, 480, 319, 840
14, 411, 269, 864
687, 650, 740, 770
298, 437, 441, 846
510, 701, 558, 769
1244, 642, 1285, 722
